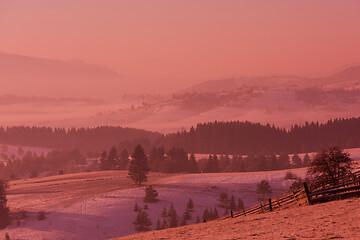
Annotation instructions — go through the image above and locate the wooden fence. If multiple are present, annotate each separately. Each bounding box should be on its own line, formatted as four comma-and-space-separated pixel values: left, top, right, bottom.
222, 169, 360, 220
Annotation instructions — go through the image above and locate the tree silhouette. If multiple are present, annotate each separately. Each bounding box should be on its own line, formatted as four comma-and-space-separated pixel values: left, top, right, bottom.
307, 146, 353, 187
144, 185, 159, 203
256, 180, 272, 201
133, 210, 152, 232
0, 180, 10, 229
128, 145, 150, 185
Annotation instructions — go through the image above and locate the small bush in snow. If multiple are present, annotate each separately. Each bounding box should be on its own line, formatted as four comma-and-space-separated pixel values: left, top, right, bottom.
37, 211, 46, 221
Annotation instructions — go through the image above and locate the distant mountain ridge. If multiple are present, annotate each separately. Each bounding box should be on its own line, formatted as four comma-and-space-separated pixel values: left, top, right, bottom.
0, 51, 133, 98
179, 66, 360, 93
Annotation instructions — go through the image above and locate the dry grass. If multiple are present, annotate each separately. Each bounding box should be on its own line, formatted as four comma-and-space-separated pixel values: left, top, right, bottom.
115, 197, 360, 240
7, 171, 168, 212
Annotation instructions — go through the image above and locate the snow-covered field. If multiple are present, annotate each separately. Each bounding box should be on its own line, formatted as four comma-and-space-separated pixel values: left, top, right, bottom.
117, 197, 360, 240
0, 169, 307, 240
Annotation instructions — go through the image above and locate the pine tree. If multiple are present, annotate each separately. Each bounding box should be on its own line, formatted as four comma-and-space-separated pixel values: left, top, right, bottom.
218, 192, 229, 208
128, 145, 150, 185
180, 217, 187, 226
133, 210, 152, 232
119, 149, 129, 170
144, 185, 159, 203
107, 146, 118, 170
161, 206, 168, 218
168, 203, 178, 228
202, 208, 209, 221
291, 153, 302, 168
256, 180, 272, 201
0, 180, 9, 229
161, 219, 168, 229
99, 151, 108, 171
237, 198, 244, 211
183, 209, 191, 220
186, 198, 194, 212
188, 154, 200, 173
156, 219, 161, 230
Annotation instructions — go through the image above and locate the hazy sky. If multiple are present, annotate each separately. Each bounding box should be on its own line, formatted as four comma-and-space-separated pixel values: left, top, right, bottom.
1, 0, 360, 90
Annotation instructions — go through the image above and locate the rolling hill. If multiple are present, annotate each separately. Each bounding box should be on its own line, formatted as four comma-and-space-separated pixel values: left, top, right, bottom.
0, 51, 133, 98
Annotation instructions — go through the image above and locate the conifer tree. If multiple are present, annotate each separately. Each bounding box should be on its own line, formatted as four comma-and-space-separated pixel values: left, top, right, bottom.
156, 219, 161, 230
0, 180, 9, 229
186, 198, 194, 212
202, 208, 209, 221
237, 198, 244, 211
133, 210, 152, 232
168, 203, 178, 228
119, 149, 129, 170
180, 217, 187, 226
256, 180, 272, 201
218, 192, 229, 208
188, 154, 200, 173
99, 151, 108, 171
161, 219, 168, 229
183, 208, 191, 220
291, 153, 302, 168
161, 206, 168, 218
128, 145, 150, 185
107, 146, 118, 170
144, 185, 159, 203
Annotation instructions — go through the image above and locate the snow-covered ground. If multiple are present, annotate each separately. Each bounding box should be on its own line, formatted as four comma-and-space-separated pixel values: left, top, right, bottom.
0, 169, 307, 240
117, 197, 360, 240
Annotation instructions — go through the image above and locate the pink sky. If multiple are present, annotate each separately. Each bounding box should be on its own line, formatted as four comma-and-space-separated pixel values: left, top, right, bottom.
1, 0, 360, 90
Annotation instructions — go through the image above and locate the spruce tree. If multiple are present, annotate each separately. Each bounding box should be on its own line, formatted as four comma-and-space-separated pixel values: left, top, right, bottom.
161, 219, 168, 229
161, 206, 168, 218
237, 198, 244, 211
180, 217, 187, 226
291, 153, 302, 168
128, 145, 150, 185
168, 203, 178, 228
188, 154, 200, 173
144, 185, 159, 203
202, 208, 209, 221
0, 180, 9, 229
186, 198, 194, 212
99, 151, 108, 171
119, 149, 129, 170
107, 146, 118, 170
133, 210, 152, 232
218, 192, 229, 209
156, 219, 161, 230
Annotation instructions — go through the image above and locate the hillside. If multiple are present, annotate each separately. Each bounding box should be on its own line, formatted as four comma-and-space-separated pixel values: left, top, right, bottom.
0, 52, 133, 98
116, 197, 360, 240
0, 169, 306, 239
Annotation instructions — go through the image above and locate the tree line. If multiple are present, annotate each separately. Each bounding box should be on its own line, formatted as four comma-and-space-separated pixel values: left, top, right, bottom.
157, 118, 360, 154
1, 117, 360, 155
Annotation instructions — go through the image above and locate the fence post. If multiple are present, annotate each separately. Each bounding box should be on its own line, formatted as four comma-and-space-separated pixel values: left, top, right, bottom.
260, 203, 264, 213
243, 208, 246, 216
231, 210, 233, 218
268, 199, 272, 212
303, 182, 312, 205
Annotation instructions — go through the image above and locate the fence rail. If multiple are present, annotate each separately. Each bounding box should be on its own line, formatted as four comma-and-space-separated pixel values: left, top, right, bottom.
222, 169, 360, 220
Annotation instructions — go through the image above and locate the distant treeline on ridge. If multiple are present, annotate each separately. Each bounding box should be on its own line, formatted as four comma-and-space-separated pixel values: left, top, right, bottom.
1, 117, 360, 155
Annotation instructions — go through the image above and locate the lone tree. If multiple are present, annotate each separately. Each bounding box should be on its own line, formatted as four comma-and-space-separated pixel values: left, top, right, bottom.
133, 210, 152, 232
144, 185, 159, 203
128, 145, 150, 185
307, 146, 353, 187
0, 180, 10, 229
256, 180, 272, 201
